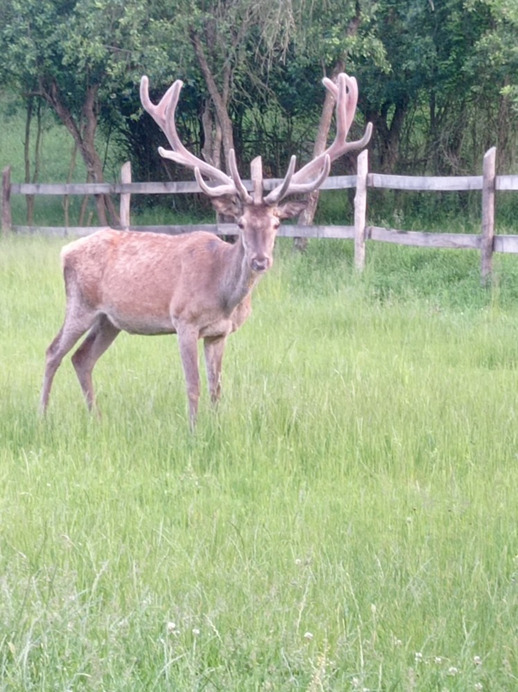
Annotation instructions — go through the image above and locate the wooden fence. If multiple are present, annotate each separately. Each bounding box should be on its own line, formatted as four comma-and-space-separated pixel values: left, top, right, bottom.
3, 148, 518, 281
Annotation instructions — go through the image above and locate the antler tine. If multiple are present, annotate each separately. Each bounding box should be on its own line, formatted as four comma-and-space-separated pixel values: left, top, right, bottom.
193, 149, 252, 201
141, 76, 190, 166
266, 72, 372, 205
323, 73, 373, 156
323, 73, 357, 141
265, 155, 331, 205
140, 75, 234, 188
264, 155, 297, 205
140, 75, 181, 130
274, 155, 332, 201
228, 149, 253, 203
193, 167, 236, 197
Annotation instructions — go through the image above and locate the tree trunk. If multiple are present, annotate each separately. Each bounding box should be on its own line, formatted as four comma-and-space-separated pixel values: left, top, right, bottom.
190, 28, 236, 238
80, 83, 118, 226
368, 98, 408, 172
497, 82, 512, 171
43, 80, 118, 226
23, 98, 35, 225
64, 142, 79, 227
294, 59, 346, 251
201, 101, 216, 165
190, 30, 234, 171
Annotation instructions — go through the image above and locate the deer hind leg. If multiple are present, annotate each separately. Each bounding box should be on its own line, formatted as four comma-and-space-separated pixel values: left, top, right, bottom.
71, 314, 120, 411
40, 305, 98, 414
204, 335, 227, 406
177, 325, 201, 428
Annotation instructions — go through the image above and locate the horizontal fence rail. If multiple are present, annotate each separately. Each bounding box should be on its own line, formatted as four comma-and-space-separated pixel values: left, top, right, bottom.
3, 147, 518, 281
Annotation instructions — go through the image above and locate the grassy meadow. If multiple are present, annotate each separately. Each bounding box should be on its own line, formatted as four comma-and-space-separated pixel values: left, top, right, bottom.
1, 232, 518, 690
1, 94, 518, 689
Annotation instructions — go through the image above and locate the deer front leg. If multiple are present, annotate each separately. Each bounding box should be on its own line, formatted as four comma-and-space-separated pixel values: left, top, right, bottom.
204, 335, 227, 406
177, 325, 201, 428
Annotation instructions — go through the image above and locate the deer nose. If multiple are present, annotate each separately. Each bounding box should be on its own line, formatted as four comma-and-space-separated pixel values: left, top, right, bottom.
250, 256, 271, 273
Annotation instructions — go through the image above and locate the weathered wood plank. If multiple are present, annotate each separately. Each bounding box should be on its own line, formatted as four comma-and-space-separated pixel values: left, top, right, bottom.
10, 174, 359, 198
216, 223, 356, 239
11, 223, 358, 240
496, 175, 518, 191
11, 181, 204, 196
12, 182, 114, 195
13, 224, 232, 237
11, 223, 498, 251
368, 173, 483, 191
278, 225, 355, 239
10, 173, 518, 197
493, 235, 518, 254
130, 224, 220, 235
369, 226, 480, 249
12, 226, 96, 237
318, 175, 357, 191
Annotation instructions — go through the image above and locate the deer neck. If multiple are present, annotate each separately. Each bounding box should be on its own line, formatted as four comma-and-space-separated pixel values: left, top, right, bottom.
219, 233, 261, 312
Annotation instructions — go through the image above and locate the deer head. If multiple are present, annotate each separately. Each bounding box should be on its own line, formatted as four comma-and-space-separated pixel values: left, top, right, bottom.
140, 73, 372, 271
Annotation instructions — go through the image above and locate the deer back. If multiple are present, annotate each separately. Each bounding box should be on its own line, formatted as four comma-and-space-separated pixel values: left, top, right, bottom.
61, 229, 256, 337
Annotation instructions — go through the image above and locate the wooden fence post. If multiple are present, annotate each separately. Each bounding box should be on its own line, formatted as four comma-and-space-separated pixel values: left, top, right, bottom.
354, 149, 368, 271
2, 166, 12, 235
481, 147, 496, 284
120, 161, 132, 230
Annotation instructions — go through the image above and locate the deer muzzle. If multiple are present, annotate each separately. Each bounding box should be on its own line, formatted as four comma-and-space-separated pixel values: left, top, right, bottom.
250, 255, 271, 273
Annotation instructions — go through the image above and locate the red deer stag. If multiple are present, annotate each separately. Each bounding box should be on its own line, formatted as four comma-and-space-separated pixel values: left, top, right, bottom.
40, 73, 372, 426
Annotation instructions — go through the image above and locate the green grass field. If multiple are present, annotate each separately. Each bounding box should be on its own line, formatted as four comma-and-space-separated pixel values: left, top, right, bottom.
1, 234, 518, 690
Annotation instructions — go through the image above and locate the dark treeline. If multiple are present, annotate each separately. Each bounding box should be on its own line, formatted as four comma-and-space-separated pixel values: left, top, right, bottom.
0, 0, 517, 225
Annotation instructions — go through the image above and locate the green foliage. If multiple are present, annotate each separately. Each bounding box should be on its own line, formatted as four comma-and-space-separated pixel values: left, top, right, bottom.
466, 0, 518, 114
0, 0, 159, 94
0, 0, 517, 192
1, 235, 518, 688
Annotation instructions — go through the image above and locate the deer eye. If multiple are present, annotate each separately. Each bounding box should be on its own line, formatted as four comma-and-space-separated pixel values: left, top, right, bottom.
237, 220, 245, 230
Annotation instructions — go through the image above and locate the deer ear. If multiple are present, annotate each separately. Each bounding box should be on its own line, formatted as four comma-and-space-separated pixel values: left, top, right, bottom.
275, 200, 308, 220
210, 196, 243, 219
